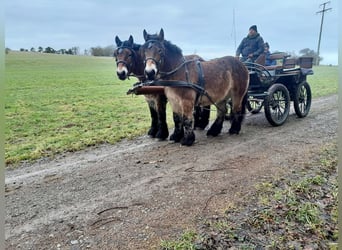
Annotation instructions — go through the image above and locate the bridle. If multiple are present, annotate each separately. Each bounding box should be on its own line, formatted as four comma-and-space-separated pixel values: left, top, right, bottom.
143, 39, 194, 79
114, 45, 136, 73
143, 40, 165, 70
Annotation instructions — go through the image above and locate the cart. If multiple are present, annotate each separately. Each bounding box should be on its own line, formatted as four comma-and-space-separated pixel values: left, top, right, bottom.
242, 53, 314, 126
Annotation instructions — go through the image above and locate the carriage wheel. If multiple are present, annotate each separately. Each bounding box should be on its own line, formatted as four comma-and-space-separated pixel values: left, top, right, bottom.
264, 83, 290, 126
294, 81, 311, 118
246, 97, 264, 114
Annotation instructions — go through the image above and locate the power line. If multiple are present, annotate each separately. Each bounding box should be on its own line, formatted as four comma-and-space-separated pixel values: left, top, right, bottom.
316, 1, 332, 65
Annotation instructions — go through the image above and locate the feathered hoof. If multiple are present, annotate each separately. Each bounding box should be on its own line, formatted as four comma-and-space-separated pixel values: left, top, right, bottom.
206, 126, 222, 137
169, 130, 183, 142
228, 127, 240, 135
156, 129, 169, 141
206, 121, 222, 137
181, 133, 195, 146
147, 127, 158, 138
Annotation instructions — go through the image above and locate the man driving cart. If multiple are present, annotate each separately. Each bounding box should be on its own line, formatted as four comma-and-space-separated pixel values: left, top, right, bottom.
235, 25, 264, 63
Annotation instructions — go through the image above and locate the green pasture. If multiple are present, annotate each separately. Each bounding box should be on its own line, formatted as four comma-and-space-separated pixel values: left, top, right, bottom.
5, 52, 338, 165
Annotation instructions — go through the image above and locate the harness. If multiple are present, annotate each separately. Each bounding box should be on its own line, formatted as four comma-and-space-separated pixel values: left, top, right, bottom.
128, 39, 225, 113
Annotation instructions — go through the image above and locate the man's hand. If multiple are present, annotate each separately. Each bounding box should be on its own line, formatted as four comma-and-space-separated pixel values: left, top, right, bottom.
248, 53, 253, 58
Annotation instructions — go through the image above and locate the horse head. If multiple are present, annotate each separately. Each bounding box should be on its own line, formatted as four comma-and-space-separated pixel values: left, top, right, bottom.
142, 28, 166, 80
114, 35, 140, 80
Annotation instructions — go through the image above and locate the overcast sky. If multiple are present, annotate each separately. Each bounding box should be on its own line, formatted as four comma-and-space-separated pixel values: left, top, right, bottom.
5, 0, 338, 65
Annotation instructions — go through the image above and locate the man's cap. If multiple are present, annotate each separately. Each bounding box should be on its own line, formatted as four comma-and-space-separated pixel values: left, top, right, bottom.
249, 25, 257, 32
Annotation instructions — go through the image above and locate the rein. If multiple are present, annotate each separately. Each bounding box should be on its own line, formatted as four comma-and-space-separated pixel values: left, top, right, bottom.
159, 58, 198, 78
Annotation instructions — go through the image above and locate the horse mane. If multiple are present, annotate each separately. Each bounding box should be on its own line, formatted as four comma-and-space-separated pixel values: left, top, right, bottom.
132, 43, 141, 52
163, 39, 182, 56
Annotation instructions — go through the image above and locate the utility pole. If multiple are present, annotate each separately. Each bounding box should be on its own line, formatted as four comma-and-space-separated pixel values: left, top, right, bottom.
316, 1, 332, 65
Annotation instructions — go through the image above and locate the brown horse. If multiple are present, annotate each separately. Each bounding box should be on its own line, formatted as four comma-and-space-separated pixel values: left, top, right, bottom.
141, 28, 249, 146
114, 35, 210, 140
114, 35, 169, 140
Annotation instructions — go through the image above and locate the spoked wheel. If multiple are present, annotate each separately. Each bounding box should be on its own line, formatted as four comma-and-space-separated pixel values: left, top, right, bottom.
294, 81, 311, 118
246, 97, 264, 114
264, 83, 290, 126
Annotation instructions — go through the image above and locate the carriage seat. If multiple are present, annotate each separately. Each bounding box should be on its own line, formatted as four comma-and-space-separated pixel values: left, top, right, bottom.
254, 53, 266, 66
264, 52, 290, 71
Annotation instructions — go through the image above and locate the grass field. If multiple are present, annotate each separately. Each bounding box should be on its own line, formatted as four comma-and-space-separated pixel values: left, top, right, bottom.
5, 52, 338, 165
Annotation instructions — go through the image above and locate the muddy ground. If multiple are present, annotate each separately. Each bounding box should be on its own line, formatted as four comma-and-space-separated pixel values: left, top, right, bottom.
5, 95, 337, 250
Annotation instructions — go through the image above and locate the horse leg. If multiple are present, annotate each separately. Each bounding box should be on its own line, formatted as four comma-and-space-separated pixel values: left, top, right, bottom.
193, 106, 201, 129
169, 112, 184, 142
155, 94, 169, 140
194, 105, 211, 130
207, 101, 227, 137
229, 93, 247, 134
146, 99, 158, 138
181, 115, 195, 146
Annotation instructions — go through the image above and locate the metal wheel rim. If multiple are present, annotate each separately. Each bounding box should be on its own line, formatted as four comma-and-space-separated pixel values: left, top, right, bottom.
268, 90, 288, 122
297, 85, 309, 113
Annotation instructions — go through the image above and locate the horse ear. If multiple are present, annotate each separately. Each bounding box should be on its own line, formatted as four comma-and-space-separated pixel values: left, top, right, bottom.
143, 29, 148, 41
128, 35, 134, 44
159, 28, 164, 41
115, 36, 121, 46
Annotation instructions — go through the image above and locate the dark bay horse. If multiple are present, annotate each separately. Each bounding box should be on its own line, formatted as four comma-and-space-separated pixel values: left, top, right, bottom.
141, 29, 249, 146
114, 35, 211, 140
114, 35, 169, 140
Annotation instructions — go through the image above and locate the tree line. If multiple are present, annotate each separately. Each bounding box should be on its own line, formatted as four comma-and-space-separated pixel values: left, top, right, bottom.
6, 45, 115, 57
5, 46, 323, 64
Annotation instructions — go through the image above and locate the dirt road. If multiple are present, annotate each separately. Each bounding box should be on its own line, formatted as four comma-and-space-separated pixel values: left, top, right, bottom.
5, 95, 337, 250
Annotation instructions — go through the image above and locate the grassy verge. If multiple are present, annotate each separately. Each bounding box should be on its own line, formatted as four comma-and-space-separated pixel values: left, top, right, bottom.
309, 65, 338, 97
5, 52, 338, 165
5, 52, 158, 165
160, 142, 338, 249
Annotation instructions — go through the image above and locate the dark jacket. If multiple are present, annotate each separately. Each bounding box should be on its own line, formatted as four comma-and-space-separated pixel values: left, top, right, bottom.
236, 33, 264, 61
265, 51, 276, 66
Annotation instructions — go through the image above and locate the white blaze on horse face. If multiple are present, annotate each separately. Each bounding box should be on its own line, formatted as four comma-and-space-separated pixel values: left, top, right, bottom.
116, 63, 128, 76
145, 59, 158, 74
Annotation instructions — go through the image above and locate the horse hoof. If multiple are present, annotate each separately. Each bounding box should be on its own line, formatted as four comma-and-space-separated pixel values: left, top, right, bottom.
206, 122, 222, 137
180, 138, 195, 146
228, 128, 240, 134
169, 133, 182, 142
148, 128, 158, 138
156, 129, 169, 140
169, 129, 184, 142
206, 129, 220, 137
180, 133, 195, 146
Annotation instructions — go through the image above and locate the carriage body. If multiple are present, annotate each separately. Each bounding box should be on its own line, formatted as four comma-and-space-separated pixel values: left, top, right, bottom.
243, 54, 313, 126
